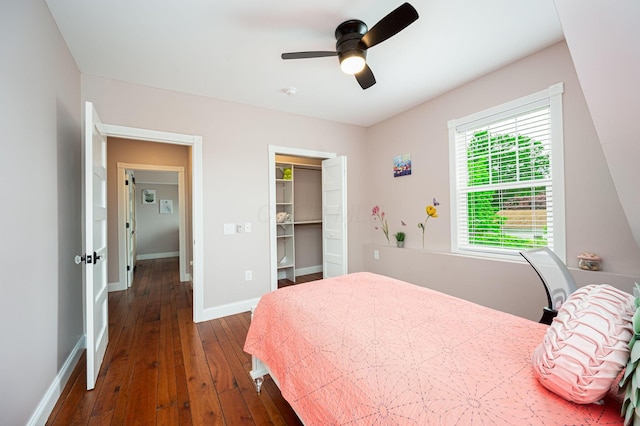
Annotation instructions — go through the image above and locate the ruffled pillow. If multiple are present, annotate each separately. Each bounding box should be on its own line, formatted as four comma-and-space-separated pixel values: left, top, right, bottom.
531, 284, 635, 404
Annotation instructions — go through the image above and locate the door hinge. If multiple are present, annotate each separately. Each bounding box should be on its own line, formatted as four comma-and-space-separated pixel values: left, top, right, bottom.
126, 222, 130, 228
125, 179, 129, 185
127, 265, 131, 271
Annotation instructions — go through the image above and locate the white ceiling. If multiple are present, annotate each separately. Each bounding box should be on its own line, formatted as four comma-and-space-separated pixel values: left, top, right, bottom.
44, 0, 564, 127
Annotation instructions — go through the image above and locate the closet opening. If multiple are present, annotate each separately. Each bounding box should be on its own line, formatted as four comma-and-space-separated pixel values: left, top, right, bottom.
268, 145, 348, 292
275, 155, 323, 288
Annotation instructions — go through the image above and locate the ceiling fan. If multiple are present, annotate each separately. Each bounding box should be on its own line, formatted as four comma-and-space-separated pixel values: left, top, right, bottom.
281, 3, 419, 90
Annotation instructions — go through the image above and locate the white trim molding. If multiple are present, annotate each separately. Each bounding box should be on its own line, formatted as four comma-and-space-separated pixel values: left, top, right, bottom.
200, 297, 262, 322
137, 251, 180, 260
97, 124, 204, 324
26, 336, 85, 426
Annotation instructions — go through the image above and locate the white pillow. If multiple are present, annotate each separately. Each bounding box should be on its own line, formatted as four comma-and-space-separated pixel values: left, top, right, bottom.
531, 284, 635, 404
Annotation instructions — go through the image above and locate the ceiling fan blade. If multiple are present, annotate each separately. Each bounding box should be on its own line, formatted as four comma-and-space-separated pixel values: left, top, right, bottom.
361, 2, 419, 49
281, 51, 338, 60
355, 64, 376, 90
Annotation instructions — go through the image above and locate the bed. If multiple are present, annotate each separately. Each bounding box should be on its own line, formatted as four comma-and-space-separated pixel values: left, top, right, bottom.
243, 272, 627, 425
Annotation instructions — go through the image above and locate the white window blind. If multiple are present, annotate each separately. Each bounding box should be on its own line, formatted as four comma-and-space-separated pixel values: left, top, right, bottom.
448, 83, 565, 258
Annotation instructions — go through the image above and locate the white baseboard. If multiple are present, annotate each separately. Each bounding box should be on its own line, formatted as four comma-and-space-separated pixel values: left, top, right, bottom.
27, 336, 85, 426
277, 265, 322, 280
199, 297, 261, 322
137, 251, 179, 260
295, 265, 322, 277
108, 281, 127, 292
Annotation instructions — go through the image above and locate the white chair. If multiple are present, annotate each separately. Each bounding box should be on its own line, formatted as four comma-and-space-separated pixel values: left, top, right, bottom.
520, 247, 578, 325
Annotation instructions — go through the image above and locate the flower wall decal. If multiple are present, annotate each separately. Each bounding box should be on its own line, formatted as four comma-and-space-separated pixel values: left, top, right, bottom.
418, 200, 439, 249
372, 205, 390, 244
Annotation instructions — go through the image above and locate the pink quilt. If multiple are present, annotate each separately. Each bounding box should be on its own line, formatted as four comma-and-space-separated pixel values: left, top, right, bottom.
244, 272, 623, 425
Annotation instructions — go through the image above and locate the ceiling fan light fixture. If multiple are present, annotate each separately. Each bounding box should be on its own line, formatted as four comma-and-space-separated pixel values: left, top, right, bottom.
339, 51, 366, 75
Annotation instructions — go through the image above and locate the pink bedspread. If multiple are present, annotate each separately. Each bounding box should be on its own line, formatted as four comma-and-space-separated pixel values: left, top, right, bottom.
244, 272, 623, 425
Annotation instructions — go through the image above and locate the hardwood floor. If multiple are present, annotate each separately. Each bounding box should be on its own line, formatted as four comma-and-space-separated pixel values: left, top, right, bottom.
47, 257, 302, 425
278, 272, 323, 288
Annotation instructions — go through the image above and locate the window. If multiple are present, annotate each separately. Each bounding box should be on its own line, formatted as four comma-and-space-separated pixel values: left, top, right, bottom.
448, 83, 565, 259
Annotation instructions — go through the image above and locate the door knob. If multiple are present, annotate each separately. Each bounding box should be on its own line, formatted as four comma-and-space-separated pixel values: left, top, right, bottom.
74, 254, 93, 264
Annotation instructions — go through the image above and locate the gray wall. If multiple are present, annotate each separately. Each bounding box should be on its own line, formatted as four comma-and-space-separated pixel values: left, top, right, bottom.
81, 75, 370, 310
363, 41, 640, 319
0, 1, 82, 424
136, 183, 180, 257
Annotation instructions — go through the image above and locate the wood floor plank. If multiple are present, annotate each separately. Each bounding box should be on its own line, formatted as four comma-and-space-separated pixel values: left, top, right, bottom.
157, 302, 178, 409
47, 258, 303, 425
142, 260, 163, 323
263, 377, 303, 426
221, 315, 250, 361
156, 403, 180, 425
178, 307, 225, 425
168, 274, 194, 426
89, 299, 138, 419
218, 387, 255, 426
198, 321, 237, 393
210, 319, 279, 425
123, 320, 161, 423
108, 266, 153, 425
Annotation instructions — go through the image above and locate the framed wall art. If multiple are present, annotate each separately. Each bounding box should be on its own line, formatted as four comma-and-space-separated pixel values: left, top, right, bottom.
142, 189, 156, 204
393, 153, 412, 177
160, 199, 173, 214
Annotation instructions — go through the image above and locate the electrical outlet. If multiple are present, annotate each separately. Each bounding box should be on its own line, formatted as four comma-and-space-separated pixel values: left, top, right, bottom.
236, 224, 243, 233
245, 270, 253, 281
373, 250, 380, 260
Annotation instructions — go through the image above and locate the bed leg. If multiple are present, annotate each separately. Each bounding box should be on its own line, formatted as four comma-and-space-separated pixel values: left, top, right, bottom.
250, 353, 269, 394
253, 376, 264, 394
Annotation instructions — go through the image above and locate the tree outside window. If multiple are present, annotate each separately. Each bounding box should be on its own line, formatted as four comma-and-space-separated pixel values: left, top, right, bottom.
449, 83, 565, 257
465, 130, 550, 249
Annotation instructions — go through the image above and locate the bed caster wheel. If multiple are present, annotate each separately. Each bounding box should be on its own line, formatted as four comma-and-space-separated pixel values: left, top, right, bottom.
254, 377, 264, 394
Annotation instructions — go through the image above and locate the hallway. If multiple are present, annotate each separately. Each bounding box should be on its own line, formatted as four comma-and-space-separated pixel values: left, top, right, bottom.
47, 257, 301, 425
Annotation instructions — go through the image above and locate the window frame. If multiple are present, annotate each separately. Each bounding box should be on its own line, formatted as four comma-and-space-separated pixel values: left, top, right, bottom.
448, 83, 566, 262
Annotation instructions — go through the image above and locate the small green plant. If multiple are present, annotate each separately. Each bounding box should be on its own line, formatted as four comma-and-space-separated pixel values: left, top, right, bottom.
394, 231, 406, 242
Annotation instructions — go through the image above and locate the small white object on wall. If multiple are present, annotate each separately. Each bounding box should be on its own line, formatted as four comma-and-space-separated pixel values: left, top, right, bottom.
159, 199, 173, 214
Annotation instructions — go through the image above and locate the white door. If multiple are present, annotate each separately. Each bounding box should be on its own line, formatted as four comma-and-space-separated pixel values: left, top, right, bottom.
322, 156, 347, 278
126, 171, 137, 287
82, 102, 109, 390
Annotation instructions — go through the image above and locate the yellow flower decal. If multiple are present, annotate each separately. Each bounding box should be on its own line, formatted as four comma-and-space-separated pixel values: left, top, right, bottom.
418, 201, 439, 249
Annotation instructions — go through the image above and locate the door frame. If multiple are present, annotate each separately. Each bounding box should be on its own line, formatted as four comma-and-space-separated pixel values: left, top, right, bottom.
268, 145, 342, 291
97, 123, 204, 322
124, 169, 136, 287
116, 163, 188, 289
